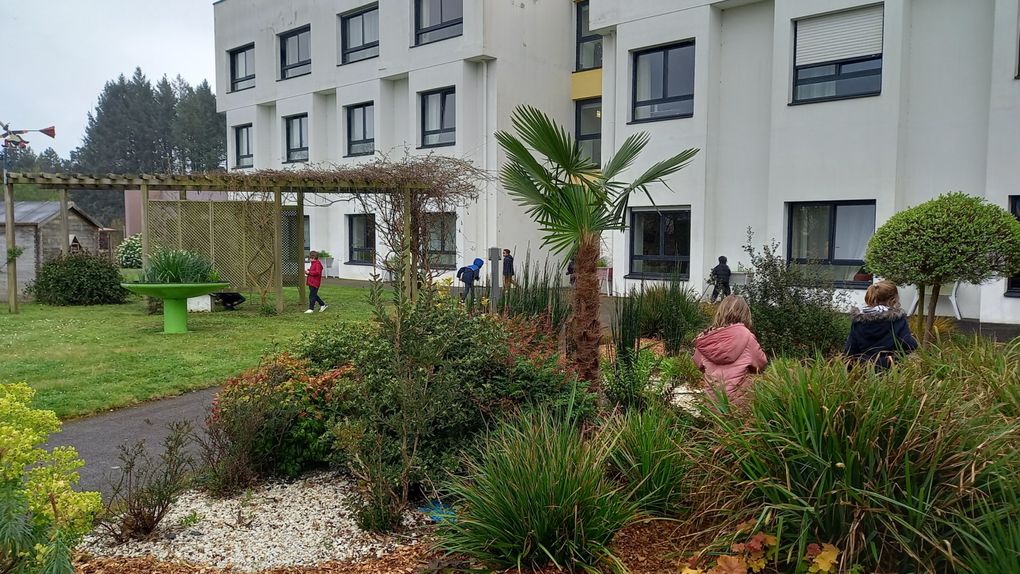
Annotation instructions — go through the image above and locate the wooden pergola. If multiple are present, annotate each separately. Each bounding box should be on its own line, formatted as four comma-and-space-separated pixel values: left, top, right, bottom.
4, 171, 421, 314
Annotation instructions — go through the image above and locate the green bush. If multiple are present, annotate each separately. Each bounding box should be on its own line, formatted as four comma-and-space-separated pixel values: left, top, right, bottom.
142, 249, 219, 283
636, 278, 705, 354
608, 404, 690, 516
27, 253, 128, 306
115, 234, 143, 268
737, 231, 849, 358
1, 383, 102, 574
439, 409, 634, 572
699, 341, 1020, 572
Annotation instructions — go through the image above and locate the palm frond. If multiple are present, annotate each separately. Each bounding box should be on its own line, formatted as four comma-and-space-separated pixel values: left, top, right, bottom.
510, 106, 595, 177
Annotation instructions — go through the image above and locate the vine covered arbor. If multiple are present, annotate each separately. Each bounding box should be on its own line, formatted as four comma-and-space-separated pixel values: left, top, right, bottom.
4, 159, 482, 314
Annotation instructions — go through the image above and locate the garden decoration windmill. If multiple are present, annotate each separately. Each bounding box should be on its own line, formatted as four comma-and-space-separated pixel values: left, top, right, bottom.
2, 121, 56, 184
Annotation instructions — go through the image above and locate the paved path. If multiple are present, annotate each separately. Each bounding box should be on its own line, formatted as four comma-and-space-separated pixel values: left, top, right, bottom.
47, 387, 219, 498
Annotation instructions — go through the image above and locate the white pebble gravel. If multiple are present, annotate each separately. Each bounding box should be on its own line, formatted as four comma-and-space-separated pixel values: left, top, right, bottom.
79, 472, 427, 572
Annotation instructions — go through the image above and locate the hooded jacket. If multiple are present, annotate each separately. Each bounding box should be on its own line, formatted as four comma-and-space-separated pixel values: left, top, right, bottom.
844, 306, 918, 369
693, 323, 767, 405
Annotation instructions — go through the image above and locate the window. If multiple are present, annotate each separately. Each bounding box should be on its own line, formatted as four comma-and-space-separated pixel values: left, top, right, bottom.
793, 5, 883, 103
348, 214, 376, 265
229, 44, 255, 91
629, 209, 691, 278
576, 98, 601, 166
415, 0, 462, 45
280, 26, 311, 79
787, 201, 876, 286
340, 5, 379, 64
346, 102, 375, 156
632, 41, 695, 122
575, 1, 602, 71
234, 124, 253, 168
421, 87, 455, 147
1009, 196, 1020, 295
426, 212, 457, 269
285, 114, 308, 162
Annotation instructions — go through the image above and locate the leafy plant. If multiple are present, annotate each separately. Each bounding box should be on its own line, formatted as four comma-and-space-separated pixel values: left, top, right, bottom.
958, 485, 1020, 574
115, 234, 143, 269
439, 408, 634, 572
3, 245, 24, 270
26, 253, 128, 306
496, 105, 699, 384
636, 277, 705, 355
500, 252, 572, 334
142, 249, 219, 284
0, 383, 101, 574
866, 192, 1020, 343
608, 404, 690, 516
99, 421, 194, 542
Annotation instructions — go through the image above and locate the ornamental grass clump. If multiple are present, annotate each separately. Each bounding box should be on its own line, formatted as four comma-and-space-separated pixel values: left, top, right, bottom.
439, 409, 634, 572
608, 404, 690, 517
142, 249, 219, 284
698, 342, 1020, 573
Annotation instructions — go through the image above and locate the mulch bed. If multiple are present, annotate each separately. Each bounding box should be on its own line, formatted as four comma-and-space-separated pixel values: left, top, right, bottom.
74, 521, 694, 574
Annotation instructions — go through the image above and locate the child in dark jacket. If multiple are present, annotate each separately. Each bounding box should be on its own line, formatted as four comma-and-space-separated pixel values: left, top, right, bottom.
845, 280, 918, 369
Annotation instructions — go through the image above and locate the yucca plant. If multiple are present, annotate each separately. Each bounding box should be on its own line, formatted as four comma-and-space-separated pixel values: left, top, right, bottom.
142, 249, 219, 284
439, 409, 635, 572
496, 105, 698, 384
608, 404, 690, 516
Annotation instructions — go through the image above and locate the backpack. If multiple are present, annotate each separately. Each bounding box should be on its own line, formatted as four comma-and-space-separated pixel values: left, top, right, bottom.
457, 266, 475, 283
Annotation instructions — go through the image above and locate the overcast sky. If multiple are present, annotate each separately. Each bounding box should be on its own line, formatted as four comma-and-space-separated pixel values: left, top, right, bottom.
1, 0, 216, 158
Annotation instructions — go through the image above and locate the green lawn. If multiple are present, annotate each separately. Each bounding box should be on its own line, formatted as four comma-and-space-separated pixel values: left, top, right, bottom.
0, 281, 376, 419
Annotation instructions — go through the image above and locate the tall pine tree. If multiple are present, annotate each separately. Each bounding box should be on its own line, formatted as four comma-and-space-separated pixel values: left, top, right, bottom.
173, 80, 225, 171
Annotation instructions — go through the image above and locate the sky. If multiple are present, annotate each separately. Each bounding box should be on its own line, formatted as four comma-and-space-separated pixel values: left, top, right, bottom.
0, 0, 217, 158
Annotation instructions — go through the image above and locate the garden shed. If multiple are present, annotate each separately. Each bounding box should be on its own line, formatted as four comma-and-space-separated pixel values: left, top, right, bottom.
0, 200, 104, 300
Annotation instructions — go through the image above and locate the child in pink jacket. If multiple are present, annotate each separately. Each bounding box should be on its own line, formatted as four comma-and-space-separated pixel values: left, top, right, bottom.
693, 295, 767, 406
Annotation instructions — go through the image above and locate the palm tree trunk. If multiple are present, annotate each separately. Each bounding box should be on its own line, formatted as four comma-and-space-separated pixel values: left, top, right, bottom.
571, 234, 602, 385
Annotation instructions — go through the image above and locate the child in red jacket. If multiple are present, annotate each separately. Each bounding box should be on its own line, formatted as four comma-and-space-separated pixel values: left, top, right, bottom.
693, 295, 767, 406
305, 251, 328, 313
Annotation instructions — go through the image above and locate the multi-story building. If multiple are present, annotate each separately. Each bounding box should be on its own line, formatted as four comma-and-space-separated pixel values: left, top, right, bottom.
214, 0, 1020, 326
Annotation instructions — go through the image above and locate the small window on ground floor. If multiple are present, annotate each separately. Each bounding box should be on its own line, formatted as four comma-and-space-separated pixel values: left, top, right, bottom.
1009, 196, 1020, 295
629, 209, 691, 278
348, 214, 375, 264
426, 212, 457, 269
788, 200, 876, 286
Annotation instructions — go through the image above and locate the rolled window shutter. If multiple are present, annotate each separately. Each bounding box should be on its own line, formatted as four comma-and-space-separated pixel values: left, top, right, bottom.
795, 4, 884, 66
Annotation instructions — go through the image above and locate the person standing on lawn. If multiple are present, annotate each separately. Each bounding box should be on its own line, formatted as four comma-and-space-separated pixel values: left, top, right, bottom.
845, 280, 918, 369
305, 250, 328, 314
502, 249, 515, 288
693, 295, 767, 406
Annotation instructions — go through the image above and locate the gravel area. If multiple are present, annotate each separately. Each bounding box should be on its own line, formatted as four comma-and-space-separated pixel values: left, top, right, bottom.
79, 472, 427, 572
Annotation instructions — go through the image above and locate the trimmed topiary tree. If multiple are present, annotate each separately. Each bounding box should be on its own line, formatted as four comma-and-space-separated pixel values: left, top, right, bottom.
865, 192, 1020, 344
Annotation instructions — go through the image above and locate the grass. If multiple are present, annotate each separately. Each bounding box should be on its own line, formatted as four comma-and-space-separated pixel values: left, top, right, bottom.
0, 281, 375, 419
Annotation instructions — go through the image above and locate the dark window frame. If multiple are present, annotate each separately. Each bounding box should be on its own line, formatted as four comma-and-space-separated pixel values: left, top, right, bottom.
420, 87, 456, 148
631, 41, 695, 124
340, 4, 379, 64
346, 101, 375, 157
279, 25, 312, 80
627, 209, 692, 280
284, 114, 309, 163
229, 43, 256, 92
790, 54, 883, 105
575, 1, 602, 72
1008, 196, 1020, 296
233, 124, 253, 169
347, 213, 376, 265
414, 0, 463, 46
786, 199, 877, 289
575, 97, 601, 167
426, 212, 457, 270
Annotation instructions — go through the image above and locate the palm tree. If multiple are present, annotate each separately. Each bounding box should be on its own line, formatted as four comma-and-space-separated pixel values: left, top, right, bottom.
495, 106, 699, 384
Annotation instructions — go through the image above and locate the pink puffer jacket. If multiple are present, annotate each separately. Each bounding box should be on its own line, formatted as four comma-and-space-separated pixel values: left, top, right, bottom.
693, 323, 767, 406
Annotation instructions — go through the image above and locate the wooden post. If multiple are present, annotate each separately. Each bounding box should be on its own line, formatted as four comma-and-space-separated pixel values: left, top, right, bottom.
208, 202, 215, 265
402, 188, 415, 302
5, 183, 17, 313
140, 184, 150, 268
296, 191, 307, 306
273, 189, 284, 314
59, 189, 70, 254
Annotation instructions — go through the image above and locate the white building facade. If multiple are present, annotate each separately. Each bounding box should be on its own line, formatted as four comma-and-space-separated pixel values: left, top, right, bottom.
215, 0, 1020, 326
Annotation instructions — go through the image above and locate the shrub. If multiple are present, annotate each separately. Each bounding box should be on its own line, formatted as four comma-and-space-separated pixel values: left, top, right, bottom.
608, 404, 690, 516
699, 347, 1020, 572
99, 421, 194, 541
636, 278, 705, 354
116, 234, 143, 269
1, 383, 101, 574
439, 409, 634, 572
27, 253, 128, 306
142, 249, 219, 283
737, 230, 849, 358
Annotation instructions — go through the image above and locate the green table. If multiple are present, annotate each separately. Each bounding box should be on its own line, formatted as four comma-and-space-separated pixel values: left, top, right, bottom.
122, 283, 230, 333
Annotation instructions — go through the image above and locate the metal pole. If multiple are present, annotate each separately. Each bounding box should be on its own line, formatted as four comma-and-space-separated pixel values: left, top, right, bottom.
5, 182, 17, 313
273, 189, 284, 314
59, 189, 70, 254
296, 191, 306, 306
